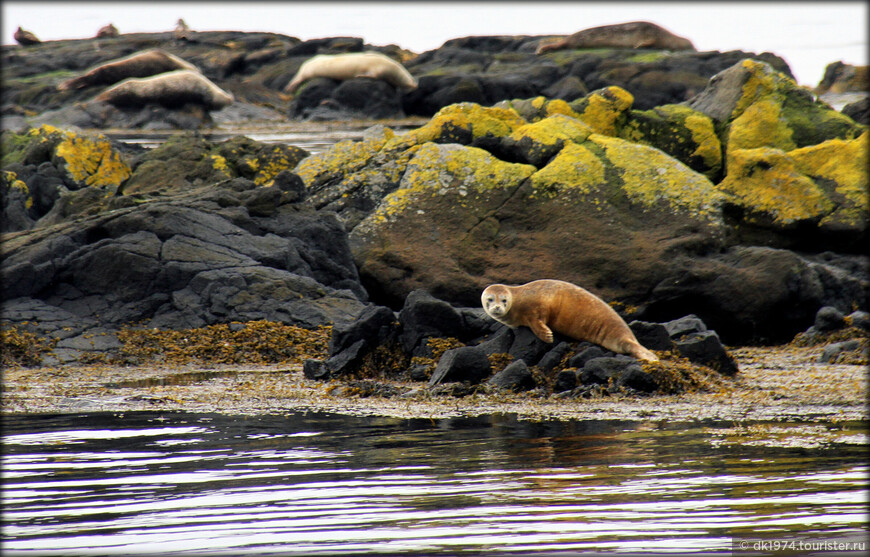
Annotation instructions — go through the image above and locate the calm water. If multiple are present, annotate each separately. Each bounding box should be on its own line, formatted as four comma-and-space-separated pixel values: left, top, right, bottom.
1, 412, 867, 556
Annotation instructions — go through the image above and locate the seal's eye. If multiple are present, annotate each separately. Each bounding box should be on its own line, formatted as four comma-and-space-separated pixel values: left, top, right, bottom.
485, 296, 493, 303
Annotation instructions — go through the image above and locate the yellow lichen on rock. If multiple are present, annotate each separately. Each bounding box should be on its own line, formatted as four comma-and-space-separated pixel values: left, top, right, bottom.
254, 146, 294, 186
54, 133, 132, 188
574, 86, 634, 136
590, 134, 723, 218
209, 154, 232, 178
509, 114, 593, 148
728, 97, 795, 153
2, 171, 32, 209
296, 127, 395, 187
543, 98, 584, 120
375, 143, 536, 220
529, 141, 605, 195
733, 59, 783, 117
405, 102, 527, 144
683, 112, 722, 171
717, 147, 835, 224
789, 131, 869, 226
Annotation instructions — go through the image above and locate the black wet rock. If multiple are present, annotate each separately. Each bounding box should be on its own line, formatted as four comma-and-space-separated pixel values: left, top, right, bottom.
507, 327, 552, 366
272, 169, 307, 202
673, 331, 739, 375
814, 306, 846, 332
537, 342, 572, 373
580, 356, 657, 393
580, 356, 636, 385
552, 369, 578, 393
329, 304, 397, 356
842, 97, 869, 125
663, 314, 708, 339
476, 326, 515, 356
487, 359, 536, 392
566, 345, 607, 369
1, 174, 369, 344
629, 321, 675, 351
398, 290, 466, 354
290, 78, 406, 121
324, 339, 368, 378
848, 310, 870, 331
428, 345, 492, 386
303, 358, 330, 380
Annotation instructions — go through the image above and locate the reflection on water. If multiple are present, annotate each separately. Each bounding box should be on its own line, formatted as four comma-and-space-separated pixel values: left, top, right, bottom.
108, 121, 422, 155
1, 412, 867, 555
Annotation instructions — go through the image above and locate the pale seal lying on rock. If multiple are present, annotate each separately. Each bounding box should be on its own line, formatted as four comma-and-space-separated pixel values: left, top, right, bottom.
536, 21, 695, 54
482, 279, 659, 361
93, 69, 234, 110
58, 48, 199, 91
284, 51, 418, 94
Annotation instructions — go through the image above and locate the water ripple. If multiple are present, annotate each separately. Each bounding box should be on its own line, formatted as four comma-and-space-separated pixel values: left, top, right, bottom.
1, 412, 866, 555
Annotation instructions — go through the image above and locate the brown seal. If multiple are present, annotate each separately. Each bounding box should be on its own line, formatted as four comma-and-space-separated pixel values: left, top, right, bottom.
58, 49, 198, 91
284, 51, 418, 94
14, 26, 40, 46
536, 21, 695, 55
93, 69, 234, 110
481, 279, 659, 361
96, 23, 119, 38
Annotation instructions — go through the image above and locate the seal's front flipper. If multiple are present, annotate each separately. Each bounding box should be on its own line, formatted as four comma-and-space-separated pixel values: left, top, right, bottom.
530, 321, 554, 343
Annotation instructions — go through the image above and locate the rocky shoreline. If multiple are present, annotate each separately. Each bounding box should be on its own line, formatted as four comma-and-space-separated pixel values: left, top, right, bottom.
2, 29, 868, 416
2, 343, 866, 422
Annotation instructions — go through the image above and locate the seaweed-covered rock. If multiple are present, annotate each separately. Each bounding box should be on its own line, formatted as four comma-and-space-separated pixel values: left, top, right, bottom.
818, 340, 865, 364
580, 356, 657, 392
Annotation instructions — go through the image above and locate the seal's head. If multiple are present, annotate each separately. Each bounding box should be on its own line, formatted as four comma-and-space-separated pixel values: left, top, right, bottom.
481, 284, 513, 321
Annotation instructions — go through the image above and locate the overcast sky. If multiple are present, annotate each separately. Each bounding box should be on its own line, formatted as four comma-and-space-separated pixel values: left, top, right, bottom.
3, 1, 866, 86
